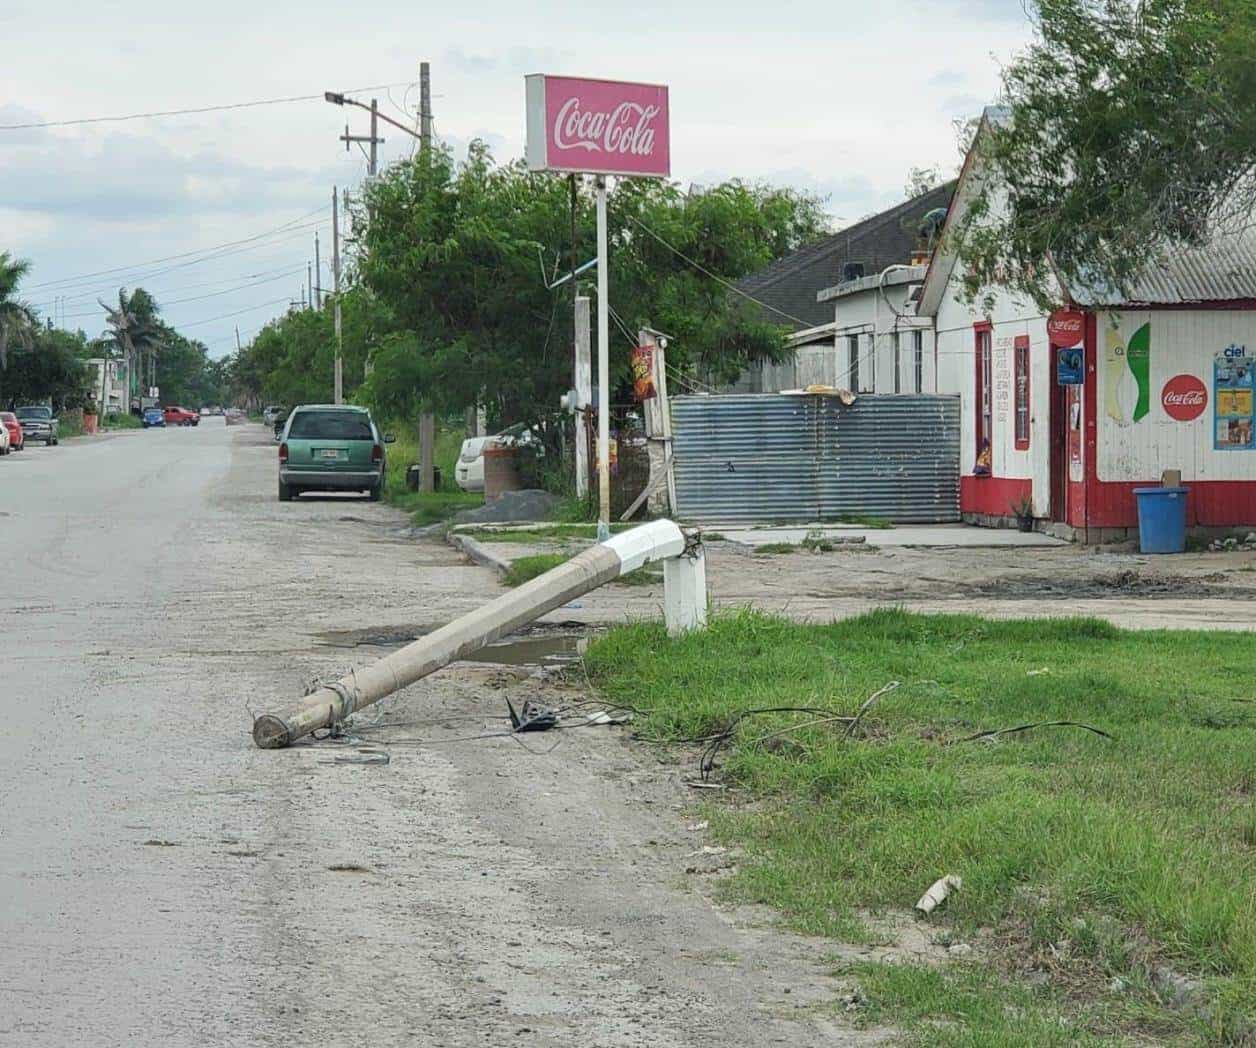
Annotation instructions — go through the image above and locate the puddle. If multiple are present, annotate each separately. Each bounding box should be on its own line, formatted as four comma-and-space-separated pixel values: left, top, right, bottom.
316, 621, 590, 666
468, 634, 587, 666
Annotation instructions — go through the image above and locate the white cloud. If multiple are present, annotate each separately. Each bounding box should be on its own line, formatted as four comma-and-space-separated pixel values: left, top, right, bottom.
0, 0, 1034, 352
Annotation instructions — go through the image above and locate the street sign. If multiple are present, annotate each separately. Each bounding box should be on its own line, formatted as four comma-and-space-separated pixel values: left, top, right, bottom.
525, 74, 670, 178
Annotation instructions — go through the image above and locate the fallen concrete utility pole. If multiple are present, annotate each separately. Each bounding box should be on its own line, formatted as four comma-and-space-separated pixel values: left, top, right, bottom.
253, 520, 705, 749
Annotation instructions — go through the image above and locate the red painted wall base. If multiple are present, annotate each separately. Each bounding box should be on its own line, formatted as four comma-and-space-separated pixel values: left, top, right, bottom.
960, 475, 1032, 517
1085, 480, 1256, 529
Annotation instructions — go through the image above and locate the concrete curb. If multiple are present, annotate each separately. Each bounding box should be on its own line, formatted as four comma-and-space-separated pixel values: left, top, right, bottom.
447, 531, 512, 578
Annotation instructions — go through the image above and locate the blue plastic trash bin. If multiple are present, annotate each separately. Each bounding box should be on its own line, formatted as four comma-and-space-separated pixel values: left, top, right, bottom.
1133, 487, 1189, 554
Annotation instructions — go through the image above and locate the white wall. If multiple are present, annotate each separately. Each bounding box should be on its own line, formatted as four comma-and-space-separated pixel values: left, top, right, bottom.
829, 282, 935, 395
1096, 308, 1256, 482
934, 281, 1053, 512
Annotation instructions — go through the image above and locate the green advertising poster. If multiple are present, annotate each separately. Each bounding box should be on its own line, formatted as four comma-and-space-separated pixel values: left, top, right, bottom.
1126, 322, 1151, 422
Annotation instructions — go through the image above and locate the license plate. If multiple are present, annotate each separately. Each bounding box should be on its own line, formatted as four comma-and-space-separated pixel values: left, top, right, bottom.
318, 449, 345, 460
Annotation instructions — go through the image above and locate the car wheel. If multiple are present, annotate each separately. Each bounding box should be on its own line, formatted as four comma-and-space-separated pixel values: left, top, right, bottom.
278, 480, 293, 502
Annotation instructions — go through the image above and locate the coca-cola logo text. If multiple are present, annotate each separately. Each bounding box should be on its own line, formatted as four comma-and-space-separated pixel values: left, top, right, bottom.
1161, 374, 1208, 421
1048, 309, 1085, 345
553, 97, 660, 158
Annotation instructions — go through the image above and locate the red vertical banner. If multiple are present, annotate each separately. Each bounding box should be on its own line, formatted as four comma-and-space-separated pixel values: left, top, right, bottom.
631, 343, 657, 401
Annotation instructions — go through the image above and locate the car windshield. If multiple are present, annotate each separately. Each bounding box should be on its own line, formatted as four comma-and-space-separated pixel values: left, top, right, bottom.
1, 413, 14, 422
288, 410, 373, 440
16, 407, 50, 420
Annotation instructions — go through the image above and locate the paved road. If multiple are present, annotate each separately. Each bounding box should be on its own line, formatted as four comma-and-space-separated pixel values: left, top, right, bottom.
1, 422, 876, 1047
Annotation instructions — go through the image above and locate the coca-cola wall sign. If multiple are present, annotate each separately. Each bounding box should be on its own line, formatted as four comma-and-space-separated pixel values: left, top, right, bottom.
526, 74, 670, 178
1161, 374, 1208, 421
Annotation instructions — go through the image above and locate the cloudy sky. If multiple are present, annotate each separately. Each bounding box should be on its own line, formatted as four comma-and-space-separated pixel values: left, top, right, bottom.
0, 0, 1033, 357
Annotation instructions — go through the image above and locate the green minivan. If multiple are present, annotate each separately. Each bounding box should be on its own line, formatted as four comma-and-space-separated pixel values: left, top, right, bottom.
277, 405, 394, 501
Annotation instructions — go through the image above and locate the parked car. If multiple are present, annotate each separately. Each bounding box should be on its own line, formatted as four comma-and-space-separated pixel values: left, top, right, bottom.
142, 407, 165, 428
163, 405, 199, 426
272, 408, 290, 442
0, 418, 9, 455
14, 405, 58, 445
277, 405, 394, 501
0, 412, 24, 452
262, 405, 285, 425
455, 436, 495, 492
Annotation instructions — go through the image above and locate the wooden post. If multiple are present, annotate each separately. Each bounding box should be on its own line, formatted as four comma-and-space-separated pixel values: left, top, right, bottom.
419, 412, 436, 493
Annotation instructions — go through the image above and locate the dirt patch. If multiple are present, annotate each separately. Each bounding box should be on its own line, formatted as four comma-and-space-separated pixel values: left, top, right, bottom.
966, 570, 1255, 601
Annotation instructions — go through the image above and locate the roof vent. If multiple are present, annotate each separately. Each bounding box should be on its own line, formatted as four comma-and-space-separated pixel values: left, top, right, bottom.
842, 261, 865, 282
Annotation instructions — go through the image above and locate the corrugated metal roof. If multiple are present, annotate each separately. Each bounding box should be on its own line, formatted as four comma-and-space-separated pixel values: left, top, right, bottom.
1068, 225, 1256, 306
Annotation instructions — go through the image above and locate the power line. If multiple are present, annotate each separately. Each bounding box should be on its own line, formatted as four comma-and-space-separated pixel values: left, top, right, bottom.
0, 81, 415, 131
57, 267, 306, 320
40, 261, 309, 311
176, 296, 296, 330
26, 207, 326, 290
625, 213, 815, 328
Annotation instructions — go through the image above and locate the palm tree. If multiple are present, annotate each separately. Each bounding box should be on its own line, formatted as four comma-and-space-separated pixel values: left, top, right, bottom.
100, 287, 162, 407
0, 252, 37, 372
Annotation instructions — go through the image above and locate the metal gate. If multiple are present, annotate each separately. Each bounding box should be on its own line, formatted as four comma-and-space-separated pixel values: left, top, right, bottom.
669, 393, 960, 523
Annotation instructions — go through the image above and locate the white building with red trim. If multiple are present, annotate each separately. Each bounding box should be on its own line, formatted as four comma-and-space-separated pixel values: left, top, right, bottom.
916, 108, 1256, 542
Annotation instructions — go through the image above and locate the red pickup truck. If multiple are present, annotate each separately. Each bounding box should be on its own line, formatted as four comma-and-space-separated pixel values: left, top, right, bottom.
163, 405, 200, 427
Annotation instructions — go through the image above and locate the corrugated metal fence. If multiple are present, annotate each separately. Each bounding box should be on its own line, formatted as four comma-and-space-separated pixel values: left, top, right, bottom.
670, 393, 961, 523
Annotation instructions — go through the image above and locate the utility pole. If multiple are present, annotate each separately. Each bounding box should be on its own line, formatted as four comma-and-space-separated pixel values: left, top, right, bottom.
314, 233, 322, 309
370, 99, 379, 176
595, 175, 611, 535
332, 185, 343, 404
574, 296, 591, 499
418, 60, 437, 493
339, 110, 383, 176
235, 326, 241, 353
306, 263, 312, 309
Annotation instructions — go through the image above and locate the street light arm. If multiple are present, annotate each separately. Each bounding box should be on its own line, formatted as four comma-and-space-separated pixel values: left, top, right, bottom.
325, 91, 422, 142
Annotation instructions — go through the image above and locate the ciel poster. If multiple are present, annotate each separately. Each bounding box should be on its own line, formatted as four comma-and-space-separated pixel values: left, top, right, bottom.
1214, 344, 1254, 450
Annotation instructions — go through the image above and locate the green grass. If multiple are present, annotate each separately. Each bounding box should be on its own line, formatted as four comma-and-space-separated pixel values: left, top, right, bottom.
458, 523, 634, 543
835, 514, 894, 529
382, 422, 481, 525
503, 552, 570, 586
584, 609, 1256, 1041
503, 550, 662, 588
755, 542, 800, 554
102, 413, 141, 430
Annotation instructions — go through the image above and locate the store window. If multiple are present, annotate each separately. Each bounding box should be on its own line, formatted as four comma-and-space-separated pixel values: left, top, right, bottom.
913, 330, 924, 392
975, 324, 992, 472
847, 334, 859, 392
1014, 334, 1031, 450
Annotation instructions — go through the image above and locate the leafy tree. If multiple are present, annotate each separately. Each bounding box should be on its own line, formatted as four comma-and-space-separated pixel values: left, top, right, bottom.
953, 0, 1256, 307
0, 251, 37, 374
354, 142, 827, 428
1, 326, 91, 410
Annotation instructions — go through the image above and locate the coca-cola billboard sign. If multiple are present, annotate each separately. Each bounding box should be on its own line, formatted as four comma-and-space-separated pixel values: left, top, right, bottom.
1161, 374, 1208, 421
526, 74, 670, 178
1047, 309, 1085, 347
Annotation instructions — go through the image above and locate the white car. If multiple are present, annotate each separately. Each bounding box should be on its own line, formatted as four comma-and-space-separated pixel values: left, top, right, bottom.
454, 436, 495, 492
0, 420, 9, 455
261, 405, 285, 425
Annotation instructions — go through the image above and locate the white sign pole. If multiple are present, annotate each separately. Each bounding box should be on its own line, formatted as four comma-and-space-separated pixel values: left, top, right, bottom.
596, 175, 611, 537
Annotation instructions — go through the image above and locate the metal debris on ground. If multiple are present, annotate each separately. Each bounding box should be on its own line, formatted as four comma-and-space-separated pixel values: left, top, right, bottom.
320, 747, 391, 766
957, 720, 1114, 743
506, 698, 559, 732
